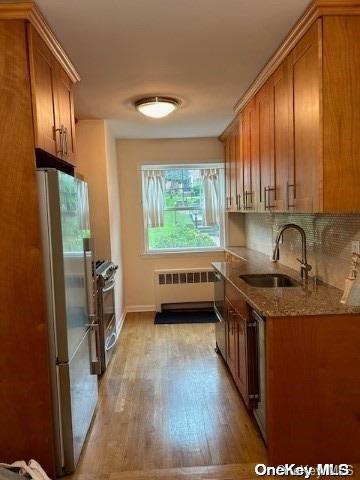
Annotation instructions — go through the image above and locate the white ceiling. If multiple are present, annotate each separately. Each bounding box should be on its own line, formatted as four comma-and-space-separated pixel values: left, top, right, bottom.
36, 0, 311, 139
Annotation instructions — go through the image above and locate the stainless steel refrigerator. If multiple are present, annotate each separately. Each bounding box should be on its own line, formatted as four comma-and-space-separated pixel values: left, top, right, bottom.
37, 169, 100, 476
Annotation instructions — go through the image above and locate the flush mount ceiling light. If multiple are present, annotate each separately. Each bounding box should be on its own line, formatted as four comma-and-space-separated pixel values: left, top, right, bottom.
134, 96, 180, 119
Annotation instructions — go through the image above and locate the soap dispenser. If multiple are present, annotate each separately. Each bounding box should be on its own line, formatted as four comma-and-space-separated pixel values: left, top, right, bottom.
341, 253, 360, 305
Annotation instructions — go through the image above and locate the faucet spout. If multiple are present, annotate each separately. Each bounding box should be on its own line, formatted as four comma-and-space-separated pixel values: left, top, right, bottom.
272, 223, 312, 282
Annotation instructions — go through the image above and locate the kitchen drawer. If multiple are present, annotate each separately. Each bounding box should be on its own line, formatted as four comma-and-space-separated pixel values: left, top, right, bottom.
225, 281, 249, 320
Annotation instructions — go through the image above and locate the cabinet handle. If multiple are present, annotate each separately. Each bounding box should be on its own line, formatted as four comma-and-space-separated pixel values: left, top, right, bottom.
64, 127, 68, 156
61, 125, 65, 155
56, 125, 65, 155
265, 186, 276, 211
244, 191, 253, 210
264, 186, 267, 210
286, 182, 295, 209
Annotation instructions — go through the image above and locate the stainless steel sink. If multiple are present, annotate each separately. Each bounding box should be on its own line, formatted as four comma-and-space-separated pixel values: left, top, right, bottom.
239, 273, 300, 288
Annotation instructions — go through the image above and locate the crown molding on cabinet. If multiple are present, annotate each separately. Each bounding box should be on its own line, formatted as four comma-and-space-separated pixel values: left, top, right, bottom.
0, 1, 80, 83
222, 0, 360, 139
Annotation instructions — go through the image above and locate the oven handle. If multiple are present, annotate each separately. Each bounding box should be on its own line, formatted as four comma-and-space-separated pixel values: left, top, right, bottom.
105, 332, 117, 351
103, 279, 115, 293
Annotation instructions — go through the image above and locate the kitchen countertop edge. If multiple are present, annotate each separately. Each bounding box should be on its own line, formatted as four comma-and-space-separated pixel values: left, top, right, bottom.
213, 247, 360, 318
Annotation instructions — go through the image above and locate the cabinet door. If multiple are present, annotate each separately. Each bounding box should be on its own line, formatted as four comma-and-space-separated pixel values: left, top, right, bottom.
230, 123, 239, 211
234, 118, 244, 211
55, 64, 76, 165
241, 99, 257, 211
225, 299, 236, 376
256, 62, 291, 213
288, 20, 322, 212
255, 81, 273, 212
27, 25, 58, 156
224, 137, 231, 210
271, 62, 291, 211
322, 16, 360, 212
235, 314, 249, 405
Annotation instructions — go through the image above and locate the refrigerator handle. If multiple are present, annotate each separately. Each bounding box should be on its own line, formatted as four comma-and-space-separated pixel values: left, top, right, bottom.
83, 237, 97, 319
86, 322, 102, 375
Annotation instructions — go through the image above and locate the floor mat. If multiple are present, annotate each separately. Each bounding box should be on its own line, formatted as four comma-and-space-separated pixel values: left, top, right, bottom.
154, 310, 217, 325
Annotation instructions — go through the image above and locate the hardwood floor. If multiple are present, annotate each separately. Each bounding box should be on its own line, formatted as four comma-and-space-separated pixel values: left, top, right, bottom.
70, 312, 267, 479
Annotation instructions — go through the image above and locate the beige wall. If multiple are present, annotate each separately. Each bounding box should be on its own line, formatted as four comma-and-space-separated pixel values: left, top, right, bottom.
117, 137, 225, 310
105, 123, 124, 322
76, 119, 124, 324
76, 120, 111, 259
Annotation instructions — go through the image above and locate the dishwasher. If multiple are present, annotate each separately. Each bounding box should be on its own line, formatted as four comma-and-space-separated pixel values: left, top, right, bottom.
252, 309, 267, 442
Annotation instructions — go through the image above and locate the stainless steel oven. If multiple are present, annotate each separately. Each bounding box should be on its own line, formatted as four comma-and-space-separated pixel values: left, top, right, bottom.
214, 270, 226, 359
96, 260, 118, 374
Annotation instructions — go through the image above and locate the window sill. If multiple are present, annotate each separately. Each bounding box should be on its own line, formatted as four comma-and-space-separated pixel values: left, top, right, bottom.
141, 248, 225, 258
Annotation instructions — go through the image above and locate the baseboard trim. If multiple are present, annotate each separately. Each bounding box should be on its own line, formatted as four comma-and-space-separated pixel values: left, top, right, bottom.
125, 305, 156, 313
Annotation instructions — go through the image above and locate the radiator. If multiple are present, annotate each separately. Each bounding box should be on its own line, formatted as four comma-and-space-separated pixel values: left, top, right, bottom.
154, 268, 215, 312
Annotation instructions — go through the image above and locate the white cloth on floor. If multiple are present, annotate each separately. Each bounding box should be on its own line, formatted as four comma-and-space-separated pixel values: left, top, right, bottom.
0, 460, 51, 480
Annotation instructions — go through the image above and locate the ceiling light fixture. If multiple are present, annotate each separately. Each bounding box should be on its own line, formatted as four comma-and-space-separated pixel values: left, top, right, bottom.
134, 96, 180, 119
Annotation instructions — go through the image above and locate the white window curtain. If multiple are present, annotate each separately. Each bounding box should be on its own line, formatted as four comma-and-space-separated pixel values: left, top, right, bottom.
201, 168, 220, 226
143, 169, 165, 227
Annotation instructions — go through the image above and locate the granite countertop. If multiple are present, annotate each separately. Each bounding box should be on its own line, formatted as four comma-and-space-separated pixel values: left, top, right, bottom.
213, 247, 360, 317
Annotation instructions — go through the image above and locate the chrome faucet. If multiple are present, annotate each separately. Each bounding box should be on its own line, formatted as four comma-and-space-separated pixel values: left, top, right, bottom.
272, 223, 312, 282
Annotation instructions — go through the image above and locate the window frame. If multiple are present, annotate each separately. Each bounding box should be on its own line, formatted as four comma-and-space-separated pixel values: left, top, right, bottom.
141, 163, 224, 254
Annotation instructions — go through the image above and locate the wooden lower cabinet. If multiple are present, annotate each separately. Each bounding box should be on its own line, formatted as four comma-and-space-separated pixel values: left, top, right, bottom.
266, 314, 360, 464
234, 313, 250, 405
222, 279, 360, 464
224, 283, 256, 410
224, 297, 236, 376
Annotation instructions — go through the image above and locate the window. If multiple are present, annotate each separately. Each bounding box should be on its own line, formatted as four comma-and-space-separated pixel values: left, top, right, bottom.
141, 165, 223, 253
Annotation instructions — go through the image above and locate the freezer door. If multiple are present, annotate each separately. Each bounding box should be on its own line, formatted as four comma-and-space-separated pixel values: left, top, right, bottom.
57, 329, 98, 475
57, 171, 92, 361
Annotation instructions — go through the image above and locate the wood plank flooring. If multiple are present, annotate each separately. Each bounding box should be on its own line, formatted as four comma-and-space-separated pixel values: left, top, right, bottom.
70, 312, 360, 479
70, 312, 267, 479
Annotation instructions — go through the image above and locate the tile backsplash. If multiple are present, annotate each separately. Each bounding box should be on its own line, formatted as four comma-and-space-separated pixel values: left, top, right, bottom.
244, 213, 360, 290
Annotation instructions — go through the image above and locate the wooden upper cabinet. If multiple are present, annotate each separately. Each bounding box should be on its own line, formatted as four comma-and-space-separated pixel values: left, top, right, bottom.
255, 81, 273, 212
322, 16, 360, 212
223, 7, 360, 213
270, 62, 291, 212
229, 127, 237, 211
56, 64, 76, 165
235, 119, 244, 211
27, 25, 57, 157
288, 20, 322, 212
241, 99, 257, 211
224, 136, 231, 210
224, 123, 239, 211
28, 25, 77, 166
